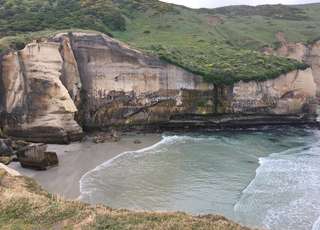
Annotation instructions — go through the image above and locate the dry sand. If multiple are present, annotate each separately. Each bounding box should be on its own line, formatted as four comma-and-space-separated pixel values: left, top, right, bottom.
9, 133, 162, 199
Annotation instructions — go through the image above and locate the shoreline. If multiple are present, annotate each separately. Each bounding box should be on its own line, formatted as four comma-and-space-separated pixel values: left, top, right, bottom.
8, 133, 162, 199
7, 125, 318, 200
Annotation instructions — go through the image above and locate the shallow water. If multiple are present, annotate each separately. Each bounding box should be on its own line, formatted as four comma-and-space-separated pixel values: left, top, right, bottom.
80, 127, 320, 230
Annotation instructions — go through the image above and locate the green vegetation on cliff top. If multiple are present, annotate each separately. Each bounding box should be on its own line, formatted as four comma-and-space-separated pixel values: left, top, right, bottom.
1, 0, 319, 84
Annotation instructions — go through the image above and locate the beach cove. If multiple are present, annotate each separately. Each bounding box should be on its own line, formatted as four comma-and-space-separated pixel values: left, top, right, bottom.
9, 133, 161, 199
8, 127, 320, 230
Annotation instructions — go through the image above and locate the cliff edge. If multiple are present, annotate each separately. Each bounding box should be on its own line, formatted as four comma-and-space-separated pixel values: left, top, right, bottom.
0, 32, 317, 143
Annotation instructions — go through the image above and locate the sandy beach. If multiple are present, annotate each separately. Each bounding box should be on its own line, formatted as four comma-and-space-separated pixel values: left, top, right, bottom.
9, 133, 161, 199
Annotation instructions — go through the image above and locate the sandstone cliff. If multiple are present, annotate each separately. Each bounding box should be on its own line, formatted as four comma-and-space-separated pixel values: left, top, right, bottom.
0, 32, 317, 142
0, 41, 83, 143
264, 32, 320, 98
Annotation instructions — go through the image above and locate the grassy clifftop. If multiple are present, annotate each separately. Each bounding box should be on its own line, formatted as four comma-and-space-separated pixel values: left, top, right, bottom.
1, 0, 319, 84
0, 168, 251, 230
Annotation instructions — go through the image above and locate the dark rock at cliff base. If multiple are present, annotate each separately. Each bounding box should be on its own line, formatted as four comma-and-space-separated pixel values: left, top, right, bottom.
134, 139, 142, 144
0, 129, 5, 138
0, 139, 14, 156
16, 143, 59, 170
93, 130, 121, 143
0, 139, 19, 165
7, 126, 83, 144
93, 135, 106, 144
11, 140, 29, 151
111, 130, 121, 142
0, 156, 15, 165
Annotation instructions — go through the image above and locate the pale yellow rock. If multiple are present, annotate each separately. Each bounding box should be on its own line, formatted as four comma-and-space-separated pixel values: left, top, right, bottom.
0, 163, 21, 176
232, 68, 316, 114
1, 32, 317, 140
2, 52, 25, 113
267, 33, 320, 97
1, 41, 82, 142
60, 36, 82, 101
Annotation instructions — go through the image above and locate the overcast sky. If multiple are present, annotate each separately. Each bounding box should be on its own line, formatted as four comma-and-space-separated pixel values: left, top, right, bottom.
160, 0, 320, 8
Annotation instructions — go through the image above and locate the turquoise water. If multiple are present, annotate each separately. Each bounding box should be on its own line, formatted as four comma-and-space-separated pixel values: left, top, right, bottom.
80, 127, 320, 230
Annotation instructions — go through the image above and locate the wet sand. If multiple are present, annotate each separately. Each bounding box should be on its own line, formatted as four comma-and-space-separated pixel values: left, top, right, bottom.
9, 133, 161, 199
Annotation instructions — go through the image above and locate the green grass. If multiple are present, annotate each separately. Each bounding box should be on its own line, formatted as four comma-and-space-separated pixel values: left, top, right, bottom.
0, 0, 319, 84
0, 169, 251, 230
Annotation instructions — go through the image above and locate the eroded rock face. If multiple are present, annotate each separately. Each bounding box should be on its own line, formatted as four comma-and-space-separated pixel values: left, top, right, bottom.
307, 41, 320, 97
57, 32, 316, 130
55, 32, 214, 129
0, 42, 83, 143
232, 68, 316, 114
264, 32, 320, 97
55, 35, 82, 103
0, 32, 317, 142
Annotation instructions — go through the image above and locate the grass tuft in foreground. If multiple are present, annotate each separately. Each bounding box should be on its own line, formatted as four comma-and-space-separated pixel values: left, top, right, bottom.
0, 168, 252, 230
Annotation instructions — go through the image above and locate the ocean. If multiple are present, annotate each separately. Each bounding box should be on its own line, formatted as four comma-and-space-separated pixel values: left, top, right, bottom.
80, 127, 320, 230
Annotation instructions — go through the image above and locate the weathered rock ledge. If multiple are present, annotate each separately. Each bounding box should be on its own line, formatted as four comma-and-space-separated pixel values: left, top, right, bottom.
0, 138, 58, 169
0, 31, 318, 143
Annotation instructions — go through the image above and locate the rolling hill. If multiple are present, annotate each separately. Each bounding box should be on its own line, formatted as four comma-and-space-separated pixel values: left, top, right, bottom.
1, 0, 320, 84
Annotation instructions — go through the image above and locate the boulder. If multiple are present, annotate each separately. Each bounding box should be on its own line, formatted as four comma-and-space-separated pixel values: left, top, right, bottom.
0, 156, 14, 165
11, 140, 29, 151
110, 129, 121, 142
0, 139, 14, 156
93, 130, 121, 143
0, 139, 17, 165
134, 139, 142, 144
16, 143, 59, 170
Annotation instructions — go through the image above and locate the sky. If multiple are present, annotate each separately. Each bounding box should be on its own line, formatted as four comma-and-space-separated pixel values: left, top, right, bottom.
160, 0, 320, 8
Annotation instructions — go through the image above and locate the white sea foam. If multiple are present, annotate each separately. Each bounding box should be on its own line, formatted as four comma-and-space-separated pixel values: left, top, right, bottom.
79, 129, 320, 230
312, 216, 320, 230
234, 134, 320, 230
79, 135, 208, 200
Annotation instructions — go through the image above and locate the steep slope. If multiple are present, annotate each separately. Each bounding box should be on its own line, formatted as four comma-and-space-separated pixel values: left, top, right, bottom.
0, 1, 318, 84
0, 39, 83, 143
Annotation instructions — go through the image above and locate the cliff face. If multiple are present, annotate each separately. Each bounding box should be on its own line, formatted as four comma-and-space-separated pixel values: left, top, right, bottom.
0, 41, 83, 143
0, 32, 317, 142
264, 32, 320, 98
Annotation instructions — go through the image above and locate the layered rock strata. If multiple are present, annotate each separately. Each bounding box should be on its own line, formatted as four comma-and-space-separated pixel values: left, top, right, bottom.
264, 32, 320, 98
0, 32, 317, 142
0, 40, 83, 143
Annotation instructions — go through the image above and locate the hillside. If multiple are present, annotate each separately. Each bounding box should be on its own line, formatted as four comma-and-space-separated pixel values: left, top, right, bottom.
0, 166, 252, 229
1, 0, 319, 84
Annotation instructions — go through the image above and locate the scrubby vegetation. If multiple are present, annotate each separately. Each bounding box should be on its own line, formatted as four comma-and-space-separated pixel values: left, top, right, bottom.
151, 44, 308, 84
0, 0, 320, 84
0, 168, 251, 229
0, 0, 123, 36
204, 4, 309, 20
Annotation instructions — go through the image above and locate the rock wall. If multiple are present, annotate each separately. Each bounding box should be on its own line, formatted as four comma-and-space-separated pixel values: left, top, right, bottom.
232, 68, 316, 114
0, 41, 83, 143
0, 32, 317, 142
264, 32, 320, 97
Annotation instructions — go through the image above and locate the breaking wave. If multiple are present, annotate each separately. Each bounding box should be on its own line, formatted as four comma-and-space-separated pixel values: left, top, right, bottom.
234, 131, 320, 230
